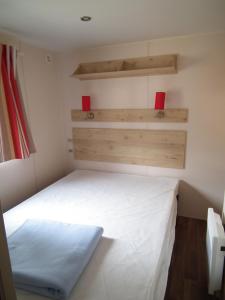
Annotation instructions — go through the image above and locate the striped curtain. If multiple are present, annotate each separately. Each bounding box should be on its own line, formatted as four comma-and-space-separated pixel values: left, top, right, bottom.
0, 44, 35, 163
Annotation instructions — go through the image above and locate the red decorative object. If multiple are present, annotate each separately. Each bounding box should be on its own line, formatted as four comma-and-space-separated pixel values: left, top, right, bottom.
82, 96, 91, 111
155, 92, 166, 110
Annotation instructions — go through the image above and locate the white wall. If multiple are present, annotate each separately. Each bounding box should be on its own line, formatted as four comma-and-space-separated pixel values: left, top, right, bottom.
0, 33, 68, 211
58, 32, 225, 220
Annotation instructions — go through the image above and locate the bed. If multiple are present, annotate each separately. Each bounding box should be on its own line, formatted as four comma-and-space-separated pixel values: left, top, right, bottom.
3, 169, 179, 300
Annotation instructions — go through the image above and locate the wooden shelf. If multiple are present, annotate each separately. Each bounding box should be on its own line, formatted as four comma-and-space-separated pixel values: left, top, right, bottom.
73, 54, 177, 80
71, 108, 188, 123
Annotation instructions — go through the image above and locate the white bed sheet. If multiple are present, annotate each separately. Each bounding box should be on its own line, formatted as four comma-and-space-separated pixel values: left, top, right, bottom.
4, 170, 179, 300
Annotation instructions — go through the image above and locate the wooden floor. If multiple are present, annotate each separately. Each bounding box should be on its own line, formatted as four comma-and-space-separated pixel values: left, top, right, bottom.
165, 216, 217, 300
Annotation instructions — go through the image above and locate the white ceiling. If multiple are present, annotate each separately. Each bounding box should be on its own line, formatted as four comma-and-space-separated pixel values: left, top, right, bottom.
0, 0, 225, 51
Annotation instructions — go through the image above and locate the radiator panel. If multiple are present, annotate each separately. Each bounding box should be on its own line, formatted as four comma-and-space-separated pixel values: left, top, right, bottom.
207, 208, 225, 295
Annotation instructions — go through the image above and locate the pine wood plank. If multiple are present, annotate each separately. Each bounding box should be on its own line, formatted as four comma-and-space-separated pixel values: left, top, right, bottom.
73, 54, 177, 80
72, 128, 187, 169
71, 108, 188, 123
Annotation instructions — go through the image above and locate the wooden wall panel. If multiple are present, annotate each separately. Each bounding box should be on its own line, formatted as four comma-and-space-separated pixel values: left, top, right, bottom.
71, 108, 188, 123
0, 201, 17, 300
73, 128, 187, 169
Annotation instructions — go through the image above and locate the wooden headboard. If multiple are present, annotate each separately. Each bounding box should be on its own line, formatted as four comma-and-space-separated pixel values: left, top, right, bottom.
72, 128, 187, 169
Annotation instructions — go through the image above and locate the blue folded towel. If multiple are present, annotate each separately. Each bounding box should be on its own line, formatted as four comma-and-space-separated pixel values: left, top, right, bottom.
8, 219, 103, 300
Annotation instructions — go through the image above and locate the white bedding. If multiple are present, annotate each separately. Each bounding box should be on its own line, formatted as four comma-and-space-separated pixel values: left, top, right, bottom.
4, 170, 179, 300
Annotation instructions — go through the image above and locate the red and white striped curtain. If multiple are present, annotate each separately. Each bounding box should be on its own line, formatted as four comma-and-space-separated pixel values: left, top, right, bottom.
0, 44, 35, 163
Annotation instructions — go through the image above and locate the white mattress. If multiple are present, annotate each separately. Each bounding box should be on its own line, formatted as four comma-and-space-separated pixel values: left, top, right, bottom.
4, 170, 179, 300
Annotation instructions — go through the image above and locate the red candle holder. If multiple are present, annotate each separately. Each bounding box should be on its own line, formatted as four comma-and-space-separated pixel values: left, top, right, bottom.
155, 92, 166, 110
82, 96, 91, 111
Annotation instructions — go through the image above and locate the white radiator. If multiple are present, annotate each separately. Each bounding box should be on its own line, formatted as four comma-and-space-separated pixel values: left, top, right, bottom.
206, 208, 225, 295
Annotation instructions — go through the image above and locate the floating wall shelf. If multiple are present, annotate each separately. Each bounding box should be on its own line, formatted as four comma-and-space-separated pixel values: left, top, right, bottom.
71, 108, 188, 123
73, 54, 178, 80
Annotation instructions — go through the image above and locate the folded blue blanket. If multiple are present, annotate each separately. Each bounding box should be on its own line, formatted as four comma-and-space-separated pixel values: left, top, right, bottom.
8, 219, 103, 300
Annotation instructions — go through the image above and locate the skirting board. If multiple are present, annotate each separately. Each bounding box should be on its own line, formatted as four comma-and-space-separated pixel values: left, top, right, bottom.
71, 108, 188, 123
72, 128, 187, 169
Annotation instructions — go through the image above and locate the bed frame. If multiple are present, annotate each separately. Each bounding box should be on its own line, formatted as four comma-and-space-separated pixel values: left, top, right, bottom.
0, 201, 17, 300
206, 207, 225, 295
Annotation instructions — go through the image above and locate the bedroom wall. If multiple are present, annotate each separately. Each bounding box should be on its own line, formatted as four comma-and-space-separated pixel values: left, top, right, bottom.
57, 32, 225, 220
0, 33, 68, 211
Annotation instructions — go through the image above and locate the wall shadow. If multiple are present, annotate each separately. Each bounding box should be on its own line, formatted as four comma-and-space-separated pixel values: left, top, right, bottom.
178, 180, 219, 220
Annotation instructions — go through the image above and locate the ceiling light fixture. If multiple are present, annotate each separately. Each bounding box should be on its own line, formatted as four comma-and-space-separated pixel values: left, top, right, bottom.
80, 16, 92, 22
